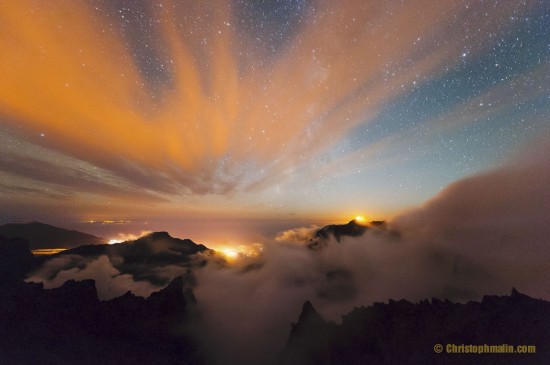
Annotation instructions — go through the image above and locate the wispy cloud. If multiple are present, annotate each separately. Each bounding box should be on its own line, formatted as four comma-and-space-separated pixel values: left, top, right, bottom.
0, 1, 543, 217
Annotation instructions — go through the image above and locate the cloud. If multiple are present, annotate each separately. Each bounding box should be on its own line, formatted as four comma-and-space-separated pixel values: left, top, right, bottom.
0, 0, 538, 205
27, 232, 210, 299
189, 136, 550, 364
392, 136, 550, 300
275, 225, 319, 244
24, 135, 550, 364
27, 255, 161, 299
0, 149, 168, 202
108, 230, 152, 244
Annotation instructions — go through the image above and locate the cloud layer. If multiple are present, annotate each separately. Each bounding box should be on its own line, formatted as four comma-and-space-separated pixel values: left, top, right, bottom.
191, 136, 550, 364
25, 135, 550, 364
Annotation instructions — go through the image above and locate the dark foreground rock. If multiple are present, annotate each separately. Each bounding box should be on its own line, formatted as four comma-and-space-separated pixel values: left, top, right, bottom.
0, 235, 36, 280
0, 276, 203, 365
278, 289, 550, 365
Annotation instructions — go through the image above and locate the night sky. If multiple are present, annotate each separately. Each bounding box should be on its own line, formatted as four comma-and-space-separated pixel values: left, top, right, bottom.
1, 1, 549, 246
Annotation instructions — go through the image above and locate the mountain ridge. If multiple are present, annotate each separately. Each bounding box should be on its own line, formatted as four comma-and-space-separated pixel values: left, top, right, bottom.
0, 221, 106, 249
278, 290, 550, 364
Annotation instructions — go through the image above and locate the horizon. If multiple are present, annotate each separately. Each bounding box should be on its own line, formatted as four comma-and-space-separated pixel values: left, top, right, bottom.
1, 2, 550, 364
0, 215, 376, 254
2, 1, 548, 242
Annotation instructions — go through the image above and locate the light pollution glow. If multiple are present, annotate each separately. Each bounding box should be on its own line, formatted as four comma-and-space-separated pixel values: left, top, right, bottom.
0, 1, 548, 241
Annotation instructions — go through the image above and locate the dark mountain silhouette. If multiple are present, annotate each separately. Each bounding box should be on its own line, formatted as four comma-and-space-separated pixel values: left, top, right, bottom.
278, 290, 550, 364
49, 231, 208, 260
2, 224, 549, 364
0, 221, 105, 249
315, 219, 368, 242
35, 231, 211, 286
0, 276, 203, 365
0, 232, 206, 363
0, 235, 36, 280
309, 219, 397, 250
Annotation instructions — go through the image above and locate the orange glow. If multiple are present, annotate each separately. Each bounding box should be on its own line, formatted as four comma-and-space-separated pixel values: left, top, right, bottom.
215, 243, 263, 263
221, 248, 239, 260
0, 1, 536, 218
0, 2, 155, 163
107, 231, 152, 244
32, 248, 67, 255
1, 3, 518, 165
0, 1, 237, 181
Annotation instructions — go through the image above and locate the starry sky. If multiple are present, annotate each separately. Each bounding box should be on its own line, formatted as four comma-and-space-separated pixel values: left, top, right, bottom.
0, 0, 548, 244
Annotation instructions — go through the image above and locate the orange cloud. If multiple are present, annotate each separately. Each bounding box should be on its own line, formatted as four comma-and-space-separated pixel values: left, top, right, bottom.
0, 0, 538, 202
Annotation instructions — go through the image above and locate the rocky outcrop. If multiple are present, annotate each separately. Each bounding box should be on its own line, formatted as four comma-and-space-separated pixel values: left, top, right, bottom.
315, 219, 368, 242
35, 231, 211, 287
308, 219, 399, 250
279, 289, 550, 364
0, 276, 203, 365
